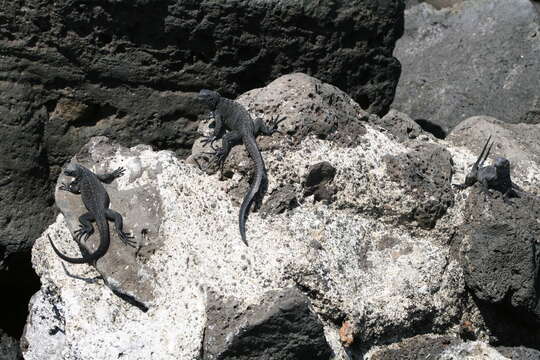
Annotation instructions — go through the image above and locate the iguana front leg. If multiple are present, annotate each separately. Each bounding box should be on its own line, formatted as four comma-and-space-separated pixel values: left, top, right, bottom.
502, 188, 520, 204
201, 112, 225, 148
59, 179, 81, 194
97, 167, 125, 183
479, 179, 492, 200
212, 131, 242, 176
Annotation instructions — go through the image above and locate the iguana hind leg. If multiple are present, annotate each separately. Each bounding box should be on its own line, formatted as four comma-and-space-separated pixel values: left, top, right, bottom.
59, 179, 81, 194
74, 212, 95, 242
479, 178, 492, 200
105, 209, 136, 247
254, 115, 286, 136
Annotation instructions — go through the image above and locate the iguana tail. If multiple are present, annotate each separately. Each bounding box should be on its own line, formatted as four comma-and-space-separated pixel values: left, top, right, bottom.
474, 135, 493, 170
49, 215, 110, 264
239, 134, 267, 246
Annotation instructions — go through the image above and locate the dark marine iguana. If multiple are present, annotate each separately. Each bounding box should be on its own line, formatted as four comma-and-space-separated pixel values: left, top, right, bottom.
455, 136, 520, 202
48, 163, 135, 264
198, 89, 284, 246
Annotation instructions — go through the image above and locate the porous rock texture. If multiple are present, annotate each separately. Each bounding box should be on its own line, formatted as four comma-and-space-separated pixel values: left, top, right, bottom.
365, 334, 540, 359
393, 0, 540, 132
0, 0, 404, 263
405, 0, 464, 9
24, 75, 540, 358
0, 330, 22, 360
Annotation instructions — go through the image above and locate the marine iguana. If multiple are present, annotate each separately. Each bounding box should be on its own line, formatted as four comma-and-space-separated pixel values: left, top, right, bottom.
456, 136, 520, 202
198, 89, 284, 245
49, 163, 135, 264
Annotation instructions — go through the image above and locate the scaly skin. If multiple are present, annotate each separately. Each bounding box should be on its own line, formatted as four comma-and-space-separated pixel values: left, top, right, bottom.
198, 89, 284, 245
456, 136, 520, 202
49, 163, 135, 264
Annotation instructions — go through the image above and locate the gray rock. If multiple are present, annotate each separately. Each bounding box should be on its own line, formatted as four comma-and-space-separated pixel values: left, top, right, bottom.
236, 73, 369, 147
437, 341, 512, 359
382, 143, 454, 229
406, 0, 465, 9
497, 346, 540, 360
366, 335, 460, 359
460, 188, 540, 322
375, 109, 426, 142
1, 0, 404, 262
203, 288, 332, 360
393, 0, 540, 132
366, 335, 540, 359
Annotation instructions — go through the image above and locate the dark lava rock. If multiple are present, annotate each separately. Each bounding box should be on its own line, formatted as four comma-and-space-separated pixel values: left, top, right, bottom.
368, 335, 459, 360
203, 288, 332, 360
0, 329, 23, 360
259, 184, 299, 216
460, 189, 540, 324
374, 109, 425, 142
383, 143, 454, 228
304, 161, 338, 204
393, 0, 540, 132
0, 0, 404, 261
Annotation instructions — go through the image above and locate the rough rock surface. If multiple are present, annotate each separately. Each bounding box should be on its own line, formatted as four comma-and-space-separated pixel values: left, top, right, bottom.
23, 76, 540, 358
0, 0, 404, 262
497, 346, 540, 360
236, 73, 370, 147
375, 109, 425, 142
406, 0, 464, 9
0, 330, 22, 360
382, 142, 454, 229
460, 190, 540, 322
393, 0, 540, 132
203, 288, 332, 359
364, 334, 537, 360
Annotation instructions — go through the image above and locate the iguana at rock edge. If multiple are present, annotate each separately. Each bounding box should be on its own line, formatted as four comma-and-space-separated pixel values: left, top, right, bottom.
456, 136, 520, 202
198, 89, 284, 246
49, 163, 135, 264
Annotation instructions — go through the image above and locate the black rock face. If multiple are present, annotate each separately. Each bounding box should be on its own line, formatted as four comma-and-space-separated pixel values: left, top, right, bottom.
461, 190, 540, 322
304, 161, 338, 204
203, 288, 333, 360
0, 0, 405, 261
459, 188, 540, 347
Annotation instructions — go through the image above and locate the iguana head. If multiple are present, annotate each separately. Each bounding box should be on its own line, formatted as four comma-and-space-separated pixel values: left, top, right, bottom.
198, 89, 220, 110
64, 163, 83, 177
494, 157, 510, 177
